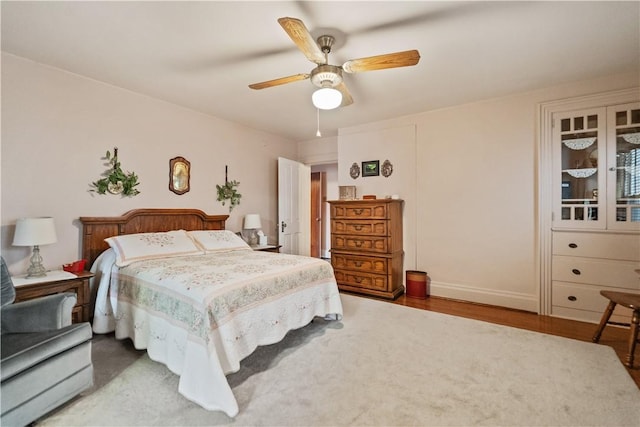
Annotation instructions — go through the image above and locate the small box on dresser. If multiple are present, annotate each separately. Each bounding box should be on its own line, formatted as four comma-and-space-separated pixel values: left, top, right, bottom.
329, 199, 404, 299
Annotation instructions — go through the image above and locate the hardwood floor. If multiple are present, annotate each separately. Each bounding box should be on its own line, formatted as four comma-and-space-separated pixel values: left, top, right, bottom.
381, 293, 640, 388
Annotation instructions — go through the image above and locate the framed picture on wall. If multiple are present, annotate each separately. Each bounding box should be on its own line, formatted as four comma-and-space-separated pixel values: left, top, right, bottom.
361, 160, 380, 177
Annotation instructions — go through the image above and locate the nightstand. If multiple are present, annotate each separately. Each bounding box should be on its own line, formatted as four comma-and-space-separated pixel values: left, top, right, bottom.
251, 244, 282, 253
12, 270, 94, 324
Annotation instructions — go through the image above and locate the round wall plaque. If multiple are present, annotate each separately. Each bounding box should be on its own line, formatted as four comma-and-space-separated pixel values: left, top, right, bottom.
350, 162, 360, 179
381, 159, 393, 177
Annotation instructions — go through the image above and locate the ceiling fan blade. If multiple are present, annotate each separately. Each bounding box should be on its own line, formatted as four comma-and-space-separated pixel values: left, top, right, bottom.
278, 17, 325, 65
336, 82, 354, 107
249, 73, 310, 90
342, 50, 420, 73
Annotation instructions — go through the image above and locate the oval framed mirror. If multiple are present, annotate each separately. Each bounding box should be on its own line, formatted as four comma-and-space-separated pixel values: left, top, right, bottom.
169, 156, 190, 195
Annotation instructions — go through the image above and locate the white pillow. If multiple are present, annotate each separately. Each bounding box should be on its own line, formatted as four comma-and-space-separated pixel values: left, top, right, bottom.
105, 230, 203, 267
187, 230, 251, 253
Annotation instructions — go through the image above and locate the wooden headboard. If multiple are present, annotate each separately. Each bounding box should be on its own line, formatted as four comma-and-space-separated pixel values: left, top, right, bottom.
79, 208, 229, 266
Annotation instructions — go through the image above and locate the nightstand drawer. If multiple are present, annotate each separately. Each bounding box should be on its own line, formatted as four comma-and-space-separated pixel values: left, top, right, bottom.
13, 271, 94, 323
251, 245, 281, 253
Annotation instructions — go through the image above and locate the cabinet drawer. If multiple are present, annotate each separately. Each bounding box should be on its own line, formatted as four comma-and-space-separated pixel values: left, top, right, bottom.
331, 253, 388, 274
331, 204, 388, 219
552, 255, 640, 289
331, 235, 389, 253
334, 269, 388, 291
331, 220, 388, 236
552, 231, 640, 261
552, 281, 634, 322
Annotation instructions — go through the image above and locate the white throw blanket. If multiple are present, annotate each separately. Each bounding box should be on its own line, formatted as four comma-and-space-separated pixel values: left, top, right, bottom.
90, 249, 343, 416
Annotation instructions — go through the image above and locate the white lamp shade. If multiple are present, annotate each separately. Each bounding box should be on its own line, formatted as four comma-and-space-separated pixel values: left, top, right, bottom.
243, 214, 262, 230
13, 217, 58, 246
312, 87, 342, 110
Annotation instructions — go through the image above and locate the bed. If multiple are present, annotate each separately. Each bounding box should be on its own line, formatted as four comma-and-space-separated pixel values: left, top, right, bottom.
79, 209, 343, 417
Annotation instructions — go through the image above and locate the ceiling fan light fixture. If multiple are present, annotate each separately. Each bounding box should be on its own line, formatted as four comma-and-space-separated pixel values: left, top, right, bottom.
312, 86, 342, 110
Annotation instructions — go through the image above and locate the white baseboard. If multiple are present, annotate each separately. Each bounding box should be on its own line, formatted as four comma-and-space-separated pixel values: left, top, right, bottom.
429, 281, 539, 313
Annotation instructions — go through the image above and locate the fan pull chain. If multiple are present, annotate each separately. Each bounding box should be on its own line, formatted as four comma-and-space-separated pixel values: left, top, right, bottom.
316, 108, 322, 137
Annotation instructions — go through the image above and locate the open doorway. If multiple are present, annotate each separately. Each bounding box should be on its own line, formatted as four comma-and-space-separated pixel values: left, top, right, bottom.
310, 163, 338, 259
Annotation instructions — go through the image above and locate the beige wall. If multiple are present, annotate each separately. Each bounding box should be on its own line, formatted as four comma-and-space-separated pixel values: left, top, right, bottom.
1, 53, 297, 273
298, 136, 337, 165
3, 50, 636, 312
304, 72, 638, 311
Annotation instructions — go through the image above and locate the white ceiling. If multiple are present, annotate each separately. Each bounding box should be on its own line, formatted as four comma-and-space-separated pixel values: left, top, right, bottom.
2, 1, 638, 142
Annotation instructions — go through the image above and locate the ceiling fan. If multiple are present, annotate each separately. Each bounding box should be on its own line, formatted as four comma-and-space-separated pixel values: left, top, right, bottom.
248, 17, 421, 110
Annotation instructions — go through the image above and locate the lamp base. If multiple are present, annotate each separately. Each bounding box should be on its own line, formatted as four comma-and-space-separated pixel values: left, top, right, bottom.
248, 230, 258, 246
26, 245, 47, 278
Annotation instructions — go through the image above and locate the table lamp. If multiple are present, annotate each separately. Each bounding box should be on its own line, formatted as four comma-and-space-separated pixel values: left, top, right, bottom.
12, 217, 58, 277
243, 214, 262, 246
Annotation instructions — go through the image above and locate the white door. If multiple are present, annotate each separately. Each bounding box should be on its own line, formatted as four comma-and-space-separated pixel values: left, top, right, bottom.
278, 157, 311, 255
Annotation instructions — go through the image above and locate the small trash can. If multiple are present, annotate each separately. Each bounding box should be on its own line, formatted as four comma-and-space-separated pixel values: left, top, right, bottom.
406, 270, 428, 299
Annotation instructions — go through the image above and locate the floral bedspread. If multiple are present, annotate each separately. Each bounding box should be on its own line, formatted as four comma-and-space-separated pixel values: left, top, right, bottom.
91, 249, 343, 416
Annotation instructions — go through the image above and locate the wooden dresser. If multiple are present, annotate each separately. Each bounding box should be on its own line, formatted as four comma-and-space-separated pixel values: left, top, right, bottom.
329, 199, 404, 299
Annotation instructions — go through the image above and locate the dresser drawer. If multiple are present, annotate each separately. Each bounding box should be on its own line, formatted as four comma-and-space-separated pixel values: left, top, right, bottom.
331, 253, 388, 274
334, 269, 388, 291
552, 281, 634, 323
332, 219, 388, 236
552, 255, 640, 289
331, 203, 388, 219
332, 235, 389, 253
552, 231, 640, 261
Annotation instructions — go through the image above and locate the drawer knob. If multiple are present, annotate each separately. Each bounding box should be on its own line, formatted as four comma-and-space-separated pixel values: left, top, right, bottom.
568, 243, 578, 248
354, 261, 363, 267
354, 209, 363, 215
571, 268, 581, 275
355, 241, 363, 247
355, 277, 362, 283
354, 225, 363, 231
568, 295, 577, 302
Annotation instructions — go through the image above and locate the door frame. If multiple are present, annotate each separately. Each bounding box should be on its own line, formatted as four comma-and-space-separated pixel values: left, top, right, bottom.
278, 157, 311, 255
310, 171, 324, 258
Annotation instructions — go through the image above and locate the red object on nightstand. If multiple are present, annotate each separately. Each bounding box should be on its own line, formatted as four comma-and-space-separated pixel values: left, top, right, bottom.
406, 270, 428, 299
63, 259, 86, 273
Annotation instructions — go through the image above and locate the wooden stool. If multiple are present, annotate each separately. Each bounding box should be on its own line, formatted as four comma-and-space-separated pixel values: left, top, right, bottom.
592, 290, 640, 368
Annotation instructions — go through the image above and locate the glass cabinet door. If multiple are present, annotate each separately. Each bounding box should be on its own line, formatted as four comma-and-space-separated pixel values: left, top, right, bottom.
553, 108, 606, 229
608, 102, 640, 230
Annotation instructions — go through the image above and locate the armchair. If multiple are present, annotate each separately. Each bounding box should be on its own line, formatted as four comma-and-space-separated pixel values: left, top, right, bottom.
1, 257, 93, 426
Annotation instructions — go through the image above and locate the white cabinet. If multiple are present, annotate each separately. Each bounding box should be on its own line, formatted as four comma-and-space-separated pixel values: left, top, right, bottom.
548, 100, 640, 323
607, 103, 640, 230
553, 103, 640, 230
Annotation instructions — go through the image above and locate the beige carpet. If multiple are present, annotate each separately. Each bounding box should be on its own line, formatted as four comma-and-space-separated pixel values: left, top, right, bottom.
39, 294, 640, 426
